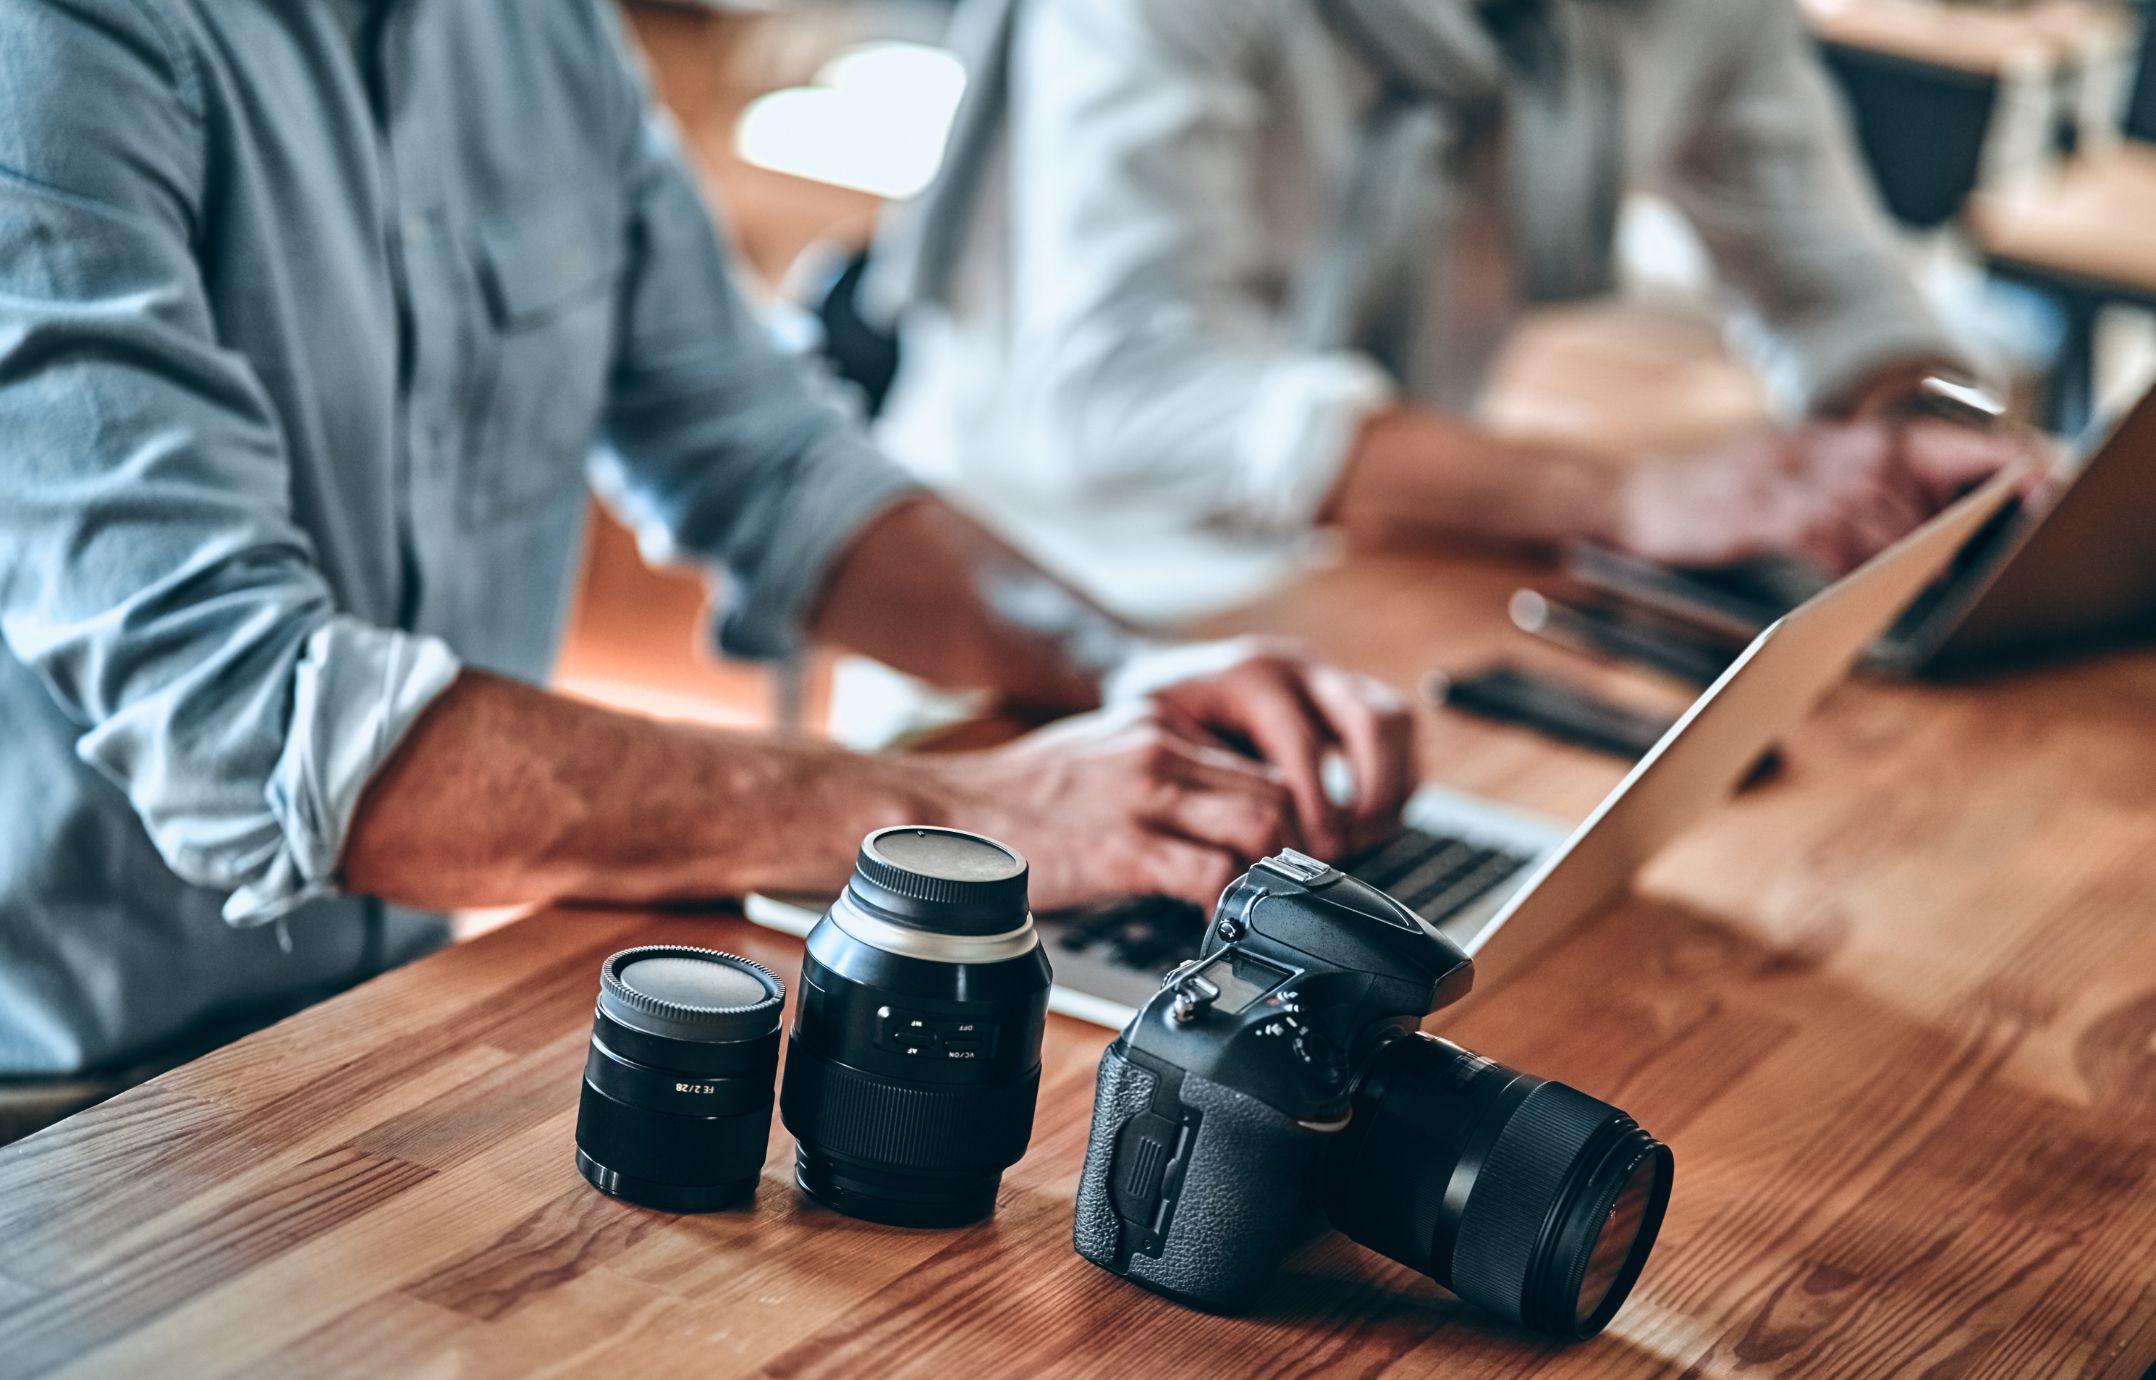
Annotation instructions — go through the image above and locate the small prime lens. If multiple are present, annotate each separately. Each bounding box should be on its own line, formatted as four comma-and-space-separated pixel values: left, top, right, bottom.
575, 946, 785, 1212
780, 827, 1051, 1227
1323, 1033, 1673, 1339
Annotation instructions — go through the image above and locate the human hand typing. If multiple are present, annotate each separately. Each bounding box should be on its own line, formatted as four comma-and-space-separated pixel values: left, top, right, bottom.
922, 640, 1415, 913
1106, 638, 1418, 862
1614, 419, 2050, 574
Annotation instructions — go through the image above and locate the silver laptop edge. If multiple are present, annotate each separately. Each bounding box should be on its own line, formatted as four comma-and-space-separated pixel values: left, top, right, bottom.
1457, 466, 2020, 994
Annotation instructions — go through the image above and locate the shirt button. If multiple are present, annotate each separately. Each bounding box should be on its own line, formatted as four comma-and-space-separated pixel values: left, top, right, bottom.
403, 215, 430, 243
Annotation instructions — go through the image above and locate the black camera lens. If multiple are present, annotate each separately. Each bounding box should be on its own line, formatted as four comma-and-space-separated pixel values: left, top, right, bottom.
575, 946, 785, 1212
780, 827, 1051, 1227
1323, 1033, 1673, 1339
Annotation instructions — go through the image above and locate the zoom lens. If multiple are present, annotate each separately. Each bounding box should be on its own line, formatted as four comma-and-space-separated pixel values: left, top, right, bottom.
779, 827, 1051, 1227
575, 946, 785, 1212
1322, 1033, 1672, 1338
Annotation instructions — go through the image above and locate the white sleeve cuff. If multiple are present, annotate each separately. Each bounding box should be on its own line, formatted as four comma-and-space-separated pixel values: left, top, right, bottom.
222, 617, 462, 926
1226, 351, 1397, 534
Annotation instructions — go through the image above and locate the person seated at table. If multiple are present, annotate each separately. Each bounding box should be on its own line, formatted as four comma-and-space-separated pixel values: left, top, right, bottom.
0, 0, 1415, 1083
867, 0, 2044, 612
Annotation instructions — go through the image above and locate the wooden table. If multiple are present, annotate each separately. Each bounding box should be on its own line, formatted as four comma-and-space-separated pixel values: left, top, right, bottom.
5, 548, 2156, 1378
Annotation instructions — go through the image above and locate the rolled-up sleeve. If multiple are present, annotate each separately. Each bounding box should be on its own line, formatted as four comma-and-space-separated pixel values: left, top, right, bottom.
1005, 0, 1395, 535
0, 0, 461, 926
1663, 0, 1978, 411
591, 14, 920, 661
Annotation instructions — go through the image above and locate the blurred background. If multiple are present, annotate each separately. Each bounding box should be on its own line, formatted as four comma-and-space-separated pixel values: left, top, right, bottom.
558, 0, 2156, 739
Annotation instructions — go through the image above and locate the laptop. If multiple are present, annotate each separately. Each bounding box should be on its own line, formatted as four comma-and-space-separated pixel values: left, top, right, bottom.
746, 469, 2021, 1026
1564, 385, 2156, 677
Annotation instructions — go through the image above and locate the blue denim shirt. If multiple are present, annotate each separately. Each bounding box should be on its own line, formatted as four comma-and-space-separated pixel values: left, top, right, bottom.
0, 0, 916, 1074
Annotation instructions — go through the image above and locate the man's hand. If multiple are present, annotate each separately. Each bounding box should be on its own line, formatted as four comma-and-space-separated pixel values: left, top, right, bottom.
919, 704, 1296, 912
1103, 640, 1418, 862
910, 641, 1413, 912
1615, 420, 2047, 574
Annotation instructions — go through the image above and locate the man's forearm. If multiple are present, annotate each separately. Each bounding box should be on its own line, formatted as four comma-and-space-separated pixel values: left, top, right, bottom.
339, 671, 942, 911
808, 496, 1156, 713
1323, 406, 1627, 549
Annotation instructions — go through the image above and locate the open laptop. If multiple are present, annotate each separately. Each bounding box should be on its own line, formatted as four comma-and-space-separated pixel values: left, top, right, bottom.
1565, 384, 2156, 677
747, 469, 2020, 1026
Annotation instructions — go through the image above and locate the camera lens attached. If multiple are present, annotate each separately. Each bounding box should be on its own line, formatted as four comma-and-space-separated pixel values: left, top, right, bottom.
575, 946, 785, 1212
1071, 850, 1671, 1339
1323, 1033, 1674, 1339
780, 827, 1052, 1227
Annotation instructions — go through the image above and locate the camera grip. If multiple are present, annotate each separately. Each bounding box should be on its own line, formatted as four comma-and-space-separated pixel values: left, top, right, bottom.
1074, 1043, 1322, 1312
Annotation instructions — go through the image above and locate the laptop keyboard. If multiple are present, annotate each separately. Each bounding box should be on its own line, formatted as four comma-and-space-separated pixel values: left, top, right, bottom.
1347, 829, 1534, 920
1053, 827, 1534, 974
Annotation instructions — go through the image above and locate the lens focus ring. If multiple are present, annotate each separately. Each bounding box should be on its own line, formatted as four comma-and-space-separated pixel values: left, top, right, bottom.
781, 1050, 1041, 1172
1449, 1082, 1615, 1324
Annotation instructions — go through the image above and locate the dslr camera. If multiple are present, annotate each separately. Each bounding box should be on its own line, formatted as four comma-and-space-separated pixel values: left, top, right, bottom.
1073, 850, 1672, 1339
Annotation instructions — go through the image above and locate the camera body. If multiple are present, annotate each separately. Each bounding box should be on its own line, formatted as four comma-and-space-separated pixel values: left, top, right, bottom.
1073, 849, 1471, 1309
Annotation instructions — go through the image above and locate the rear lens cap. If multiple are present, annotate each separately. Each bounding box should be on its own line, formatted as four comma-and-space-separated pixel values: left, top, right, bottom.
597, 947, 784, 1042
846, 826, 1030, 935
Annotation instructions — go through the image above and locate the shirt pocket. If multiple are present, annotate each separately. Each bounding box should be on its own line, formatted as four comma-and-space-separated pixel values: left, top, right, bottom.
462, 200, 623, 524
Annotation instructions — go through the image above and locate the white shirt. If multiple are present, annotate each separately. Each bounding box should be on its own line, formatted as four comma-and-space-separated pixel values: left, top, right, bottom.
875, 0, 1960, 617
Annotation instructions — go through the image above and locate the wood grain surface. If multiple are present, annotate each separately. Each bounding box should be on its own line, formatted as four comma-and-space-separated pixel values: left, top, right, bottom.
4, 547, 2155, 1379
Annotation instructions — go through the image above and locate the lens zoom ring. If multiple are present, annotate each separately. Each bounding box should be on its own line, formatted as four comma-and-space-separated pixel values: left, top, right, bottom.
783, 1052, 1039, 1171
1449, 1083, 1612, 1322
